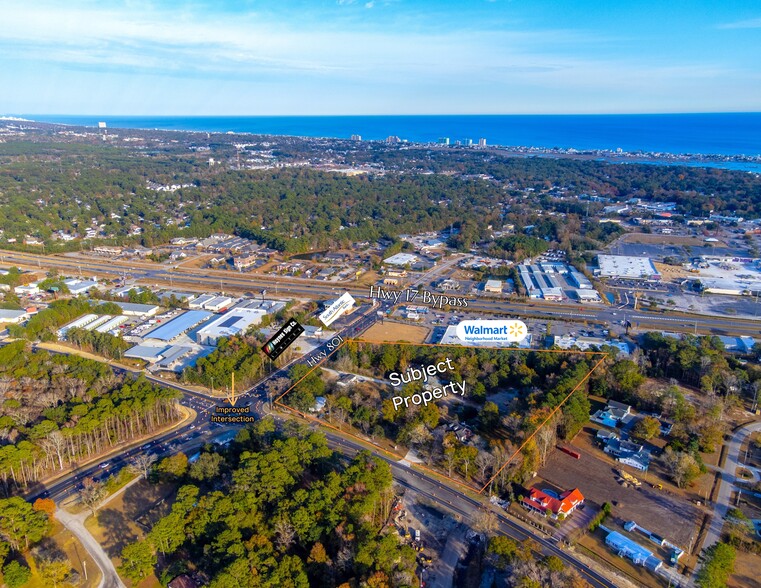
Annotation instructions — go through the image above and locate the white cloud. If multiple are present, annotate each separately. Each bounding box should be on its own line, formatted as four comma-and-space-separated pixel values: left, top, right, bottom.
718, 17, 761, 29
1, 1, 758, 114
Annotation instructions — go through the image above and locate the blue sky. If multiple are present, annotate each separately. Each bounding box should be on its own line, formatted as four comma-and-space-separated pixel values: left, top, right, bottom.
2, 0, 760, 115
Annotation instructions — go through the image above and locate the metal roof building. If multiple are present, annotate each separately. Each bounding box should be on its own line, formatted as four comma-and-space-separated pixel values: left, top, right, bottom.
95, 315, 130, 333
383, 253, 419, 266
0, 309, 28, 324
125, 344, 170, 361
112, 301, 160, 317
195, 308, 266, 345
604, 530, 662, 571
64, 279, 100, 295
58, 314, 100, 337
201, 296, 234, 312
596, 255, 660, 280
188, 294, 217, 309
143, 310, 212, 341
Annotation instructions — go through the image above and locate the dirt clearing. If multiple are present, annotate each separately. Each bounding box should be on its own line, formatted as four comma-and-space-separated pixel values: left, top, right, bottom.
361, 321, 430, 343
538, 443, 701, 548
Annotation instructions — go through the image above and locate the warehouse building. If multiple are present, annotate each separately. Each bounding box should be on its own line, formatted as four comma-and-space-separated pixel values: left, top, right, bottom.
57, 314, 100, 338
383, 253, 419, 266
201, 296, 234, 312
0, 309, 29, 324
125, 344, 170, 362
234, 298, 286, 314
604, 530, 662, 572
596, 255, 661, 280
63, 278, 100, 295
484, 279, 502, 293
112, 301, 160, 317
195, 308, 266, 345
95, 315, 129, 333
143, 310, 212, 342
188, 294, 217, 309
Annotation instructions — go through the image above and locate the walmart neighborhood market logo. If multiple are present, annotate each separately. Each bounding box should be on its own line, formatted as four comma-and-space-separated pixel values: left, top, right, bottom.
455, 319, 527, 343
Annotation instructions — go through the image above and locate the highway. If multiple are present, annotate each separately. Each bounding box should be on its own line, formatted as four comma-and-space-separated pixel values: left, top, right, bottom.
3, 249, 761, 337
15, 299, 623, 588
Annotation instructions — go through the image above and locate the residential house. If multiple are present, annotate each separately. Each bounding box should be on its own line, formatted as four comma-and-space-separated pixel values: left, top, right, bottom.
591, 400, 634, 429
520, 487, 585, 519
603, 438, 651, 471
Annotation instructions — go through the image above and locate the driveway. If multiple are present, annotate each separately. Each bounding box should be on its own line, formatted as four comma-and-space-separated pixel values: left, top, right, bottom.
701, 420, 761, 550
56, 508, 126, 588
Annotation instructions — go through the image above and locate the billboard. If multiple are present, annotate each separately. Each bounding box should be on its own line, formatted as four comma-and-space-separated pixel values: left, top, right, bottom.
318, 292, 355, 327
262, 318, 304, 360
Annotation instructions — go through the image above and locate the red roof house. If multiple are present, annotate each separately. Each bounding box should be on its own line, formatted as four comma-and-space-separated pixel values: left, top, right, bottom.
521, 487, 584, 519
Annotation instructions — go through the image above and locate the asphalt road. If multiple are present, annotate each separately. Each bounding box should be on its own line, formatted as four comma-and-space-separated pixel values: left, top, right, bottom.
324, 435, 618, 588
4, 249, 761, 337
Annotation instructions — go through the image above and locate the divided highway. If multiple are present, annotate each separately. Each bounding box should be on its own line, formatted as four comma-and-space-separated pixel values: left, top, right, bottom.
3, 249, 761, 336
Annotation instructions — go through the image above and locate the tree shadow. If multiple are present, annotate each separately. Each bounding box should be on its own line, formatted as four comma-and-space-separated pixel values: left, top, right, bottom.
97, 508, 138, 557
121, 480, 173, 525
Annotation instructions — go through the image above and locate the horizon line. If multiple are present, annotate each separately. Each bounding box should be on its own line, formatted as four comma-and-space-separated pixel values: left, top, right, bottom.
13, 111, 761, 118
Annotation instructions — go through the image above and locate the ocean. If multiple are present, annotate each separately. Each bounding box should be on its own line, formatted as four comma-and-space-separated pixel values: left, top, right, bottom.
23, 112, 761, 162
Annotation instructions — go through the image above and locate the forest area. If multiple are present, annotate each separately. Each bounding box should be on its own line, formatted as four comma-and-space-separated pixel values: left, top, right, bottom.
284, 335, 761, 492
0, 342, 181, 493
122, 421, 418, 587
1, 131, 760, 258
284, 344, 593, 492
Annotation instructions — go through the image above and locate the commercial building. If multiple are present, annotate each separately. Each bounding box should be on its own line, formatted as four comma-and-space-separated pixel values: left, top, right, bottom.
383, 253, 419, 266
596, 255, 660, 280
125, 345, 170, 362
0, 309, 28, 324
143, 310, 212, 342
14, 282, 40, 296
57, 314, 100, 338
95, 315, 129, 333
717, 336, 756, 354
195, 308, 266, 345
484, 280, 502, 293
200, 296, 233, 312
113, 302, 160, 317
64, 279, 99, 295
576, 290, 602, 303
518, 264, 584, 301
234, 298, 286, 314
439, 325, 532, 349
604, 530, 662, 572
93, 246, 123, 256
520, 487, 585, 519
552, 335, 629, 355
188, 294, 216, 309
